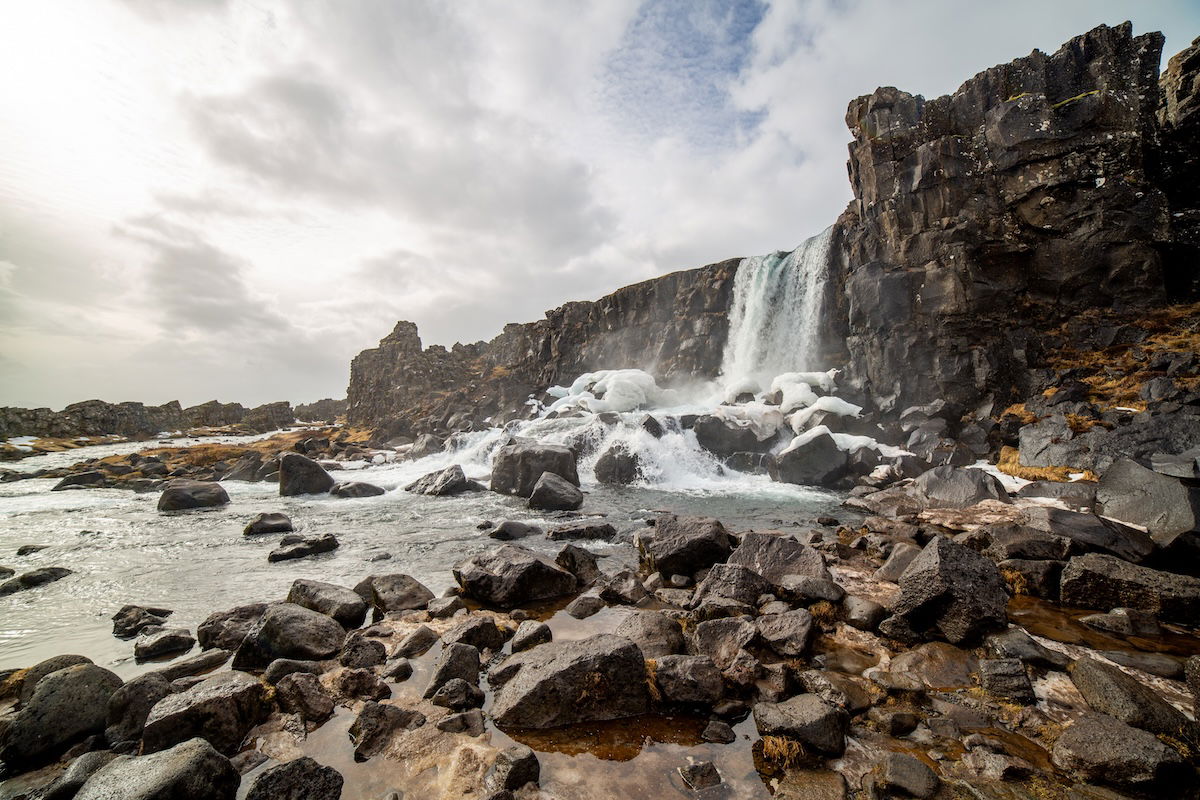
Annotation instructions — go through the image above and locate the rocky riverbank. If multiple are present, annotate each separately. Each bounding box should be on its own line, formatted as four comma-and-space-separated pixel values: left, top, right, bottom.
1, 429, 1198, 798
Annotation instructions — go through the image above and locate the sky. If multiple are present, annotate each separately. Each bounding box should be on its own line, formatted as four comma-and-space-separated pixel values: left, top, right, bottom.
1, 1, 1197, 409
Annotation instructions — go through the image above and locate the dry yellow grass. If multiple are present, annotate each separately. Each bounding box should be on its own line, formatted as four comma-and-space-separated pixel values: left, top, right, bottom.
758, 736, 808, 768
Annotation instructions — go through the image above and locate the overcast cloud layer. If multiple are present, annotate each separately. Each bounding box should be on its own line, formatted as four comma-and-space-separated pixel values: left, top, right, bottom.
1, 0, 1197, 408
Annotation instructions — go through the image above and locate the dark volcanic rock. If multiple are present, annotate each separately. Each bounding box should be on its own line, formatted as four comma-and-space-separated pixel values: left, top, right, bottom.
348, 701, 425, 762
768, 431, 848, 487
1096, 458, 1200, 538
198, 603, 268, 651
691, 563, 771, 607
423, 643, 481, 699
141, 671, 271, 755
881, 536, 1008, 645
694, 415, 769, 459
594, 444, 641, 485
1067, 657, 1190, 736
0, 566, 72, 595
339, 638, 388, 669
268, 533, 339, 562
287, 579, 368, 628
243, 512, 293, 536
555, 543, 601, 585
74, 737, 240, 800
910, 466, 1009, 509
331, 481, 386, 498
637, 514, 735, 577
527, 471, 583, 511
135, 627, 196, 661
756, 609, 815, 658
278, 452, 335, 496
244, 756, 343, 800
1059, 553, 1200, 623
613, 610, 685, 658
691, 617, 757, 670
106, 672, 174, 745
112, 604, 174, 638
354, 573, 435, 614
444, 616, 509, 652
231, 603, 346, 670
453, 545, 577, 609
1018, 506, 1154, 564
157, 480, 230, 511
405, 464, 473, 496
490, 634, 649, 729
547, 520, 616, 541
753, 694, 849, 756
653, 655, 724, 705
1, 663, 123, 768
491, 443, 579, 498
1051, 712, 1186, 792
726, 531, 831, 588
275, 672, 334, 722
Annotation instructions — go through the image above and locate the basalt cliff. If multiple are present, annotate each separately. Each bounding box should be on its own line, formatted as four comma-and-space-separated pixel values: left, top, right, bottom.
348, 23, 1199, 445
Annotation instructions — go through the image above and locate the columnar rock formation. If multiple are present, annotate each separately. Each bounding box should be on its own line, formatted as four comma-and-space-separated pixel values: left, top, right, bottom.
346, 23, 1199, 437
347, 260, 738, 435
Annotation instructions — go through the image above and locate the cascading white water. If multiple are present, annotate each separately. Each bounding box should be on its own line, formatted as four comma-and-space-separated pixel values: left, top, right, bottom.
721, 226, 833, 388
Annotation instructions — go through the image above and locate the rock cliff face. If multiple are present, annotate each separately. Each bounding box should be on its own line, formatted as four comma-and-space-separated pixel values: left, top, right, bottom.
347, 260, 738, 434
347, 23, 1198, 435
0, 399, 296, 440
830, 23, 1198, 415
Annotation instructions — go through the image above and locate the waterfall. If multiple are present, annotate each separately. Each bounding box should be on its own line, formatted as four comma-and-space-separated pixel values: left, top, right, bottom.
721, 226, 833, 387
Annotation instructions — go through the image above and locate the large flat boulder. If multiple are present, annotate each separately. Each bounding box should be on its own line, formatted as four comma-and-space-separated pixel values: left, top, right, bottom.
141, 671, 271, 755
404, 464, 475, 496
1051, 713, 1187, 793
490, 634, 648, 728
638, 514, 735, 577
74, 738, 239, 800
231, 603, 346, 670
452, 545, 576, 609
1018, 506, 1153, 564
490, 443, 579, 498
726, 531, 831, 589
1060, 553, 1200, 623
1068, 657, 1191, 736
197, 603, 268, 651
880, 536, 1008, 645
1097, 458, 1200, 538
910, 466, 1009, 509
353, 574, 434, 615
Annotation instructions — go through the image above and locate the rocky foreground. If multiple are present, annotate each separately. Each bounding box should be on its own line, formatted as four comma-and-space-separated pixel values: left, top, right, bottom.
2, 429, 1199, 799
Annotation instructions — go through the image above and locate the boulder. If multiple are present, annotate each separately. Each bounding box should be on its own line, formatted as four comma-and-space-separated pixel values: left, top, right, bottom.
444, 616, 508, 652
263, 658, 324, 685
339, 638, 387, 669
112, 604, 174, 638
652, 655, 724, 705
348, 701, 425, 762
231, 603, 346, 670
490, 443, 579, 498
527, 471, 583, 511
1097, 458, 1200, 539
153, 649, 230, 682
1067, 657, 1190, 736
141, 671, 271, 754
427, 596, 466, 618
106, 672, 174, 745
638, 514, 735, 577
331, 481, 386, 498
198, 603, 267, 651
490, 634, 648, 728
756, 609, 815, 657
873, 542, 921, 582
278, 452, 335, 496
1060, 553, 1200, 623
691, 563, 772, 607
430, 678, 484, 710
333, 668, 390, 701
613, 610, 686, 658
53, 471, 106, 491
752, 695, 849, 756
242, 512, 292, 536
598, 569, 648, 605
694, 414, 767, 458
986, 627, 1069, 670
222, 454, 263, 482
511, 620, 552, 653
1018, 507, 1153, 564
394, 625, 439, 658
880, 536, 1008, 644
453, 545, 577, 609
423, 643, 480, 699
555, 543, 601, 585
404, 464, 473, 496
354, 573, 435, 614
244, 756, 343, 800
38, 750, 119, 800
843, 596, 886, 631
74, 738, 239, 800
157, 480, 230, 512
691, 617, 757, 670
274, 672, 334, 723
726, 531, 831, 588
135, 628, 196, 661
1015, 480, 1097, 510
487, 520, 542, 540
287, 579, 368, 628
0, 566, 73, 596
889, 642, 979, 690
268, 533, 339, 562
1051, 713, 1186, 792
910, 466, 1009, 509
978, 658, 1034, 703
875, 752, 939, 799
594, 444, 642, 485
1, 663, 123, 767
492, 744, 540, 792
547, 520, 617, 541
768, 432, 848, 487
